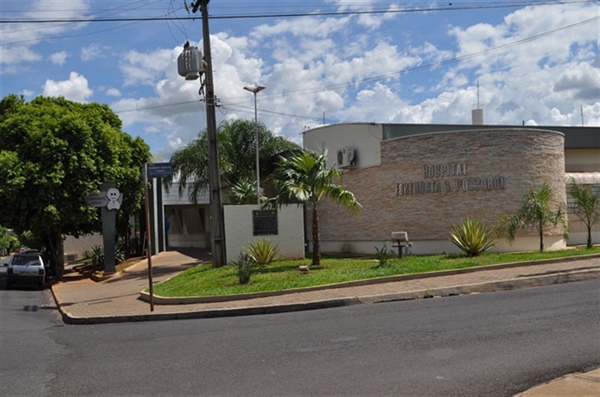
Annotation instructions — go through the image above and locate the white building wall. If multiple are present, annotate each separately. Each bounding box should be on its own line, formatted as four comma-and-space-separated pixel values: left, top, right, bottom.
224, 205, 305, 264
302, 123, 383, 169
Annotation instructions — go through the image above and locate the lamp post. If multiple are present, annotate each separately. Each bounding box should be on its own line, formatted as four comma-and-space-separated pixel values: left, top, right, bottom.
243, 84, 266, 206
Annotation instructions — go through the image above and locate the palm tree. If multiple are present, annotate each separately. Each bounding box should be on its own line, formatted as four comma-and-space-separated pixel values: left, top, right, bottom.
496, 181, 568, 252
567, 178, 600, 248
266, 148, 361, 267
168, 119, 300, 204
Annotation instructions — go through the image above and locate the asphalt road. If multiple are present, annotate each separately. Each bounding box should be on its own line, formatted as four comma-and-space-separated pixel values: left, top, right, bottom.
0, 266, 65, 397
1, 270, 598, 397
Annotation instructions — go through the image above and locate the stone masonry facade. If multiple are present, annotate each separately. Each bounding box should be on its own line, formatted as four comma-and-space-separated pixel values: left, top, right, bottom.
312, 128, 566, 249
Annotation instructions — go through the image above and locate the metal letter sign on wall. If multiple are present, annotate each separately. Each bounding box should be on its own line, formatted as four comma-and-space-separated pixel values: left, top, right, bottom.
147, 163, 174, 179
252, 210, 278, 236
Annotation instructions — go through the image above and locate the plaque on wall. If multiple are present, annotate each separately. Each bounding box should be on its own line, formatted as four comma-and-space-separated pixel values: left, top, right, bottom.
253, 210, 278, 236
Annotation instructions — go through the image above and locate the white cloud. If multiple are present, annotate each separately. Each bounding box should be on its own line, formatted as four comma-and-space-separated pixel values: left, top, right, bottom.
49, 51, 68, 66
105, 88, 122, 97
252, 16, 350, 40
13, 0, 590, 160
1, 0, 91, 57
81, 44, 106, 62
1, 47, 42, 66
120, 48, 177, 86
42, 72, 93, 103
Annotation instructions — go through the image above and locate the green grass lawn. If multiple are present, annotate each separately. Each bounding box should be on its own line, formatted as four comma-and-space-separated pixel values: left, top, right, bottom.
152, 246, 600, 298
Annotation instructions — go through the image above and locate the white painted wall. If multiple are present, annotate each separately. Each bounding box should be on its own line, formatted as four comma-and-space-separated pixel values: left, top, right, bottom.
224, 205, 305, 264
302, 123, 383, 169
63, 234, 104, 260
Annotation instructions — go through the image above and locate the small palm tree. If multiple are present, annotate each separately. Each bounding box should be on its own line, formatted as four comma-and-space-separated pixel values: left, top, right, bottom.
229, 178, 258, 205
567, 178, 600, 248
266, 148, 361, 267
496, 181, 568, 252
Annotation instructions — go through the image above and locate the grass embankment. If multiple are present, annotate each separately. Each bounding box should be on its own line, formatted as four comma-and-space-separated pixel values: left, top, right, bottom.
152, 246, 600, 298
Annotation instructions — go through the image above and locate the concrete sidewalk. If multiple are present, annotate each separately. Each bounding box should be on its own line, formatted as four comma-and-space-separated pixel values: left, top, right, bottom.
51, 250, 600, 324
50, 250, 600, 396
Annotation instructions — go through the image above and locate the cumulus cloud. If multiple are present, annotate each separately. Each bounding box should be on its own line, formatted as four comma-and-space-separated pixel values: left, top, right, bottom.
1, 0, 91, 58
120, 48, 178, 86
42, 72, 93, 103
81, 44, 106, 62
49, 51, 68, 66
553, 63, 600, 101
113, 2, 598, 159
105, 88, 122, 97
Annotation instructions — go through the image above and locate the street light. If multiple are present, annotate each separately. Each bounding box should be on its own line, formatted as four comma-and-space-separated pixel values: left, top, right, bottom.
243, 84, 266, 206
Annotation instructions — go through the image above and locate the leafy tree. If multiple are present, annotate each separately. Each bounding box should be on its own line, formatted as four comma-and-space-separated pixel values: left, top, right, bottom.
567, 178, 600, 248
0, 225, 19, 254
266, 148, 361, 267
496, 181, 568, 252
0, 95, 151, 279
168, 119, 300, 204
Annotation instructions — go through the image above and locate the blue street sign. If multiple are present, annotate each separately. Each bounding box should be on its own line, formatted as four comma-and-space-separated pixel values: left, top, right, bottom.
147, 163, 173, 179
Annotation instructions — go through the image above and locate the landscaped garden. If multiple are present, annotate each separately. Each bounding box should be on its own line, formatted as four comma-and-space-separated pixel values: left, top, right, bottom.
152, 245, 600, 298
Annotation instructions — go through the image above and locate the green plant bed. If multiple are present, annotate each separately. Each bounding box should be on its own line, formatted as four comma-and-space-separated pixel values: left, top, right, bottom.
152, 246, 600, 298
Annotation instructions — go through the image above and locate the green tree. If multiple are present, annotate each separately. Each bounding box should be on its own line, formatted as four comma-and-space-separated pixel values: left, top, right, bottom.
266, 148, 361, 267
0, 225, 19, 254
567, 178, 600, 248
0, 95, 151, 279
496, 181, 568, 252
168, 119, 299, 204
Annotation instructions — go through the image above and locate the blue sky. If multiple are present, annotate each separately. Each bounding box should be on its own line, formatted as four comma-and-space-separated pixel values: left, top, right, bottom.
1, 1, 598, 159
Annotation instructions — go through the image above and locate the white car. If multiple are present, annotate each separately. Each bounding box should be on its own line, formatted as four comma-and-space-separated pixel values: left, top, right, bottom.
6, 252, 46, 290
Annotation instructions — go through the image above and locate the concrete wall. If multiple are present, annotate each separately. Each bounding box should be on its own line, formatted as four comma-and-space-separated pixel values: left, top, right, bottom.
309, 127, 568, 254
63, 234, 104, 260
224, 205, 305, 264
303, 123, 383, 169
565, 149, 600, 172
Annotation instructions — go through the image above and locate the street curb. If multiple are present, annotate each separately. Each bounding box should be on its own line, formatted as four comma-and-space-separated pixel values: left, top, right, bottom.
55, 268, 600, 325
139, 254, 600, 305
56, 297, 362, 325
358, 269, 600, 304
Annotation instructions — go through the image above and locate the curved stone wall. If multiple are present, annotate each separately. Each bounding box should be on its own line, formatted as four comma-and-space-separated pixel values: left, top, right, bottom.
316, 128, 566, 253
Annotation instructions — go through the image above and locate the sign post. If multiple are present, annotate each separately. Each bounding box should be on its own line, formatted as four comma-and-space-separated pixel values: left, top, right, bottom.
144, 164, 155, 311
86, 185, 122, 274
143, 163, 174, 312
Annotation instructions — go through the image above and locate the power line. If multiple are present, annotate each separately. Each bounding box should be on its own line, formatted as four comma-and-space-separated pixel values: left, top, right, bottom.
112, 15, 598, 118
0, 1, 594, 24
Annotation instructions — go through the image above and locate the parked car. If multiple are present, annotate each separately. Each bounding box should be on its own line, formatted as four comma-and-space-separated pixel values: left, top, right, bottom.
6, 252, 46, 290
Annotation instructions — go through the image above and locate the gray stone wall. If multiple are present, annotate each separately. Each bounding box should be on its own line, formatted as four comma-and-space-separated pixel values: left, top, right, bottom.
312, 128, 566, 249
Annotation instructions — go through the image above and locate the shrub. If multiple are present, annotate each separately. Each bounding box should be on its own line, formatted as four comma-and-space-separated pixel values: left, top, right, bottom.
90, 245, 104, 266
245, 238, 280, 266
449, 218, 496, 257
85, 245, 126, 266
374, 242, 393, 267
232, 253, 255, 285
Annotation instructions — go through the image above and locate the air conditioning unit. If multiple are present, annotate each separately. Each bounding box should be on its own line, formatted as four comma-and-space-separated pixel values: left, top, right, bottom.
337, 147, 356, 168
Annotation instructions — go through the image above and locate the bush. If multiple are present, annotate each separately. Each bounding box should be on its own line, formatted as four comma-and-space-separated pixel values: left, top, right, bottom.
232, 253, 255, 285
245, 238, 280, 266
85, 244, 126, 266
374, 242, 393, 267
449, 218, 496, 257
89, 245, 104, 266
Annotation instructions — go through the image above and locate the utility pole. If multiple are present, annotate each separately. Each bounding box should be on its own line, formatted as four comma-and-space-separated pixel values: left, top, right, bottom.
190, 0, 226, 267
